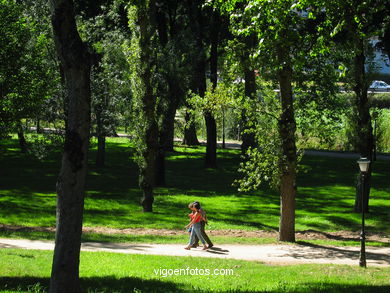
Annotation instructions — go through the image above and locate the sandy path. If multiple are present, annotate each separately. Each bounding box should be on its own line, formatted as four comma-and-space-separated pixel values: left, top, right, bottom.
1, 238, 389, 267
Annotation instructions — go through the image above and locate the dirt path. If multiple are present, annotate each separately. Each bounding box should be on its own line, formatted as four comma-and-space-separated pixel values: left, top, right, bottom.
1, 238, 389, 267
2, 224, 389, 244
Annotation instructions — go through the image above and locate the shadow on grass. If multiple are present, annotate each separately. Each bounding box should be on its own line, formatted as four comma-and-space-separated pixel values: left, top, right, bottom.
277, 284, 390, 293
0, 276, 182, 293
0, 277, 389, 293
1, 136, 390, 234
294, 241, 390, 265
297, 229, 359, 242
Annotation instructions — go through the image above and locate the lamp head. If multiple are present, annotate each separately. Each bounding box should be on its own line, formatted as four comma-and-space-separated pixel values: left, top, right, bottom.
357, 157, 371, 173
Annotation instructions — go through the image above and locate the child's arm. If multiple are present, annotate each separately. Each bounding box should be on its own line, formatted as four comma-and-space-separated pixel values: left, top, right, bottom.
200, 209, 207, 223
185, 212, 200, 228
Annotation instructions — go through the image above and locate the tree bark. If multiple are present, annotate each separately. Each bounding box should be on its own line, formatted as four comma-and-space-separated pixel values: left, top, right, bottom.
350, 29, 373, 213
96, 135, 106, 167
204, 8, 219, 169
277, 47, 297, 243
95, 105, 106, 167
138, 0, 159, 212
183, 110, 199, 145
155, 148, 166, 187
159, 88, 180, 153
241, 66, 257, 154
241, 35, 257, 154
36, 119, 42, 133
155, 90, 180, 187
49, 1, 91, 292
204, 111, 217, 168
17, 121, 28, 153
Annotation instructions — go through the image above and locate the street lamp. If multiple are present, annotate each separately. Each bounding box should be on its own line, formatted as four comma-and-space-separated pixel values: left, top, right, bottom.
357, 157, 370, 268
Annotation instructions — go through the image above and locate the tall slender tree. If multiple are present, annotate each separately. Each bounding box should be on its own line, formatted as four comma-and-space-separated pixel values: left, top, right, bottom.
49, 0, 92, 291
326, 0, 387, 212
128, 0, 159, 212
226, 0, 336, 242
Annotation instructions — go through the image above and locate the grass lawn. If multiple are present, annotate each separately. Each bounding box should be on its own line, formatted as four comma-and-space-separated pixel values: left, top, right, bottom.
0, 136, 389, 240
0, 248, 389, 293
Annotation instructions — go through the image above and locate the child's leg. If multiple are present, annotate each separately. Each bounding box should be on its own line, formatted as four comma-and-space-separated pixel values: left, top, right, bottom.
192, 234, 199, 247
193, 223, 207, 245
188, 226, 197, 246
200, 221, 213, 246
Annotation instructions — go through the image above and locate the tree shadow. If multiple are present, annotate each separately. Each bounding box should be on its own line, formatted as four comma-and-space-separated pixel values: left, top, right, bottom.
0, 276, 183, 293
292, 242, 390, 266
297, 229, 359, 242
1, 276, 389, 293
265, 284, 390, 293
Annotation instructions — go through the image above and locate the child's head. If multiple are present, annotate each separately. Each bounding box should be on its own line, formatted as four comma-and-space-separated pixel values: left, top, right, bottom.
188, 202, 195, 210
193, 201, 201, 210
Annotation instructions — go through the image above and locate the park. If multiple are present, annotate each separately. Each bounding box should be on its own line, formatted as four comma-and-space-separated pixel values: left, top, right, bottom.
1, 0, 390, 292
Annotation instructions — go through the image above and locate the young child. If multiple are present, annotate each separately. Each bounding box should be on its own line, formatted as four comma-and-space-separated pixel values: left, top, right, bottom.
187, 203, 195, 234
192, 201, 213, 248
184, 203, 208, 250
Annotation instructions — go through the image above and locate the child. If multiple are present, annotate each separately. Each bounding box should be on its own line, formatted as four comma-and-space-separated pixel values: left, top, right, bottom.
184, 203, 208, 250
192, 201, 213, 248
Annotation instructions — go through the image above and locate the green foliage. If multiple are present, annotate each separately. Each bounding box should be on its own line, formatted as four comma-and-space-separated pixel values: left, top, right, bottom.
234, 85, 284, 191
188, 83, 238, 121
184, 82, 244, 142
295, 91, 350, 150
0, 0, 55, 135
124, 3, 158, 169
27, 132, 64, 160
80, 5, 133, 137
374, 108, 390, 153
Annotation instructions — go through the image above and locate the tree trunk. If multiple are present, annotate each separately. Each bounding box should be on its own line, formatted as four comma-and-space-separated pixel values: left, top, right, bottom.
95, 104, 106, 167
277, 48, 297, 243
222, 107, 225, 149
241, 36, 257, 154
183, 110, 199, 145
241, 66, 257, 154
155, 148, 166, 187
352, 37, 373, 213
96, 135, 105, 167
17, 121, 28, 153
204, 8, 219, 169
36, 119, 42, 133
138, 0, 159, 212
155, 93, 180, 187
204, 111, 217, 168
354, 174, 370, 213
159, 96, 179, 152
95, 106, 106, 167
49, 1, 92, 292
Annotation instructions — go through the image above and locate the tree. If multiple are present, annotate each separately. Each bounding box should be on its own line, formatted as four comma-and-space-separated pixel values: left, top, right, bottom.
188, 83, 237, 150
204, 5, 221, 168
226, 0, 336, 242
0, 0, 54, 146
153, 0, 195, 186
128, 1, 159, 212
49, 0, 92, 291
80, 6, 132, 167
325, 0, 388, 212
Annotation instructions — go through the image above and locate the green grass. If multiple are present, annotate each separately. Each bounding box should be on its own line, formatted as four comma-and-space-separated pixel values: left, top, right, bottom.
1, 248, 390, 293
1, 136, 390, 239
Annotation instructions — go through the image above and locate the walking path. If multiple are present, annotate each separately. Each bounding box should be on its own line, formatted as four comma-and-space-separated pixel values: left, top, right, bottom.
175, 137, 390, 161
1, 238, 389, 267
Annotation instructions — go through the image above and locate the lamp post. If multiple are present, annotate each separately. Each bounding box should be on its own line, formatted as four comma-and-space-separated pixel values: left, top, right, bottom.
357, 157, 370, 268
